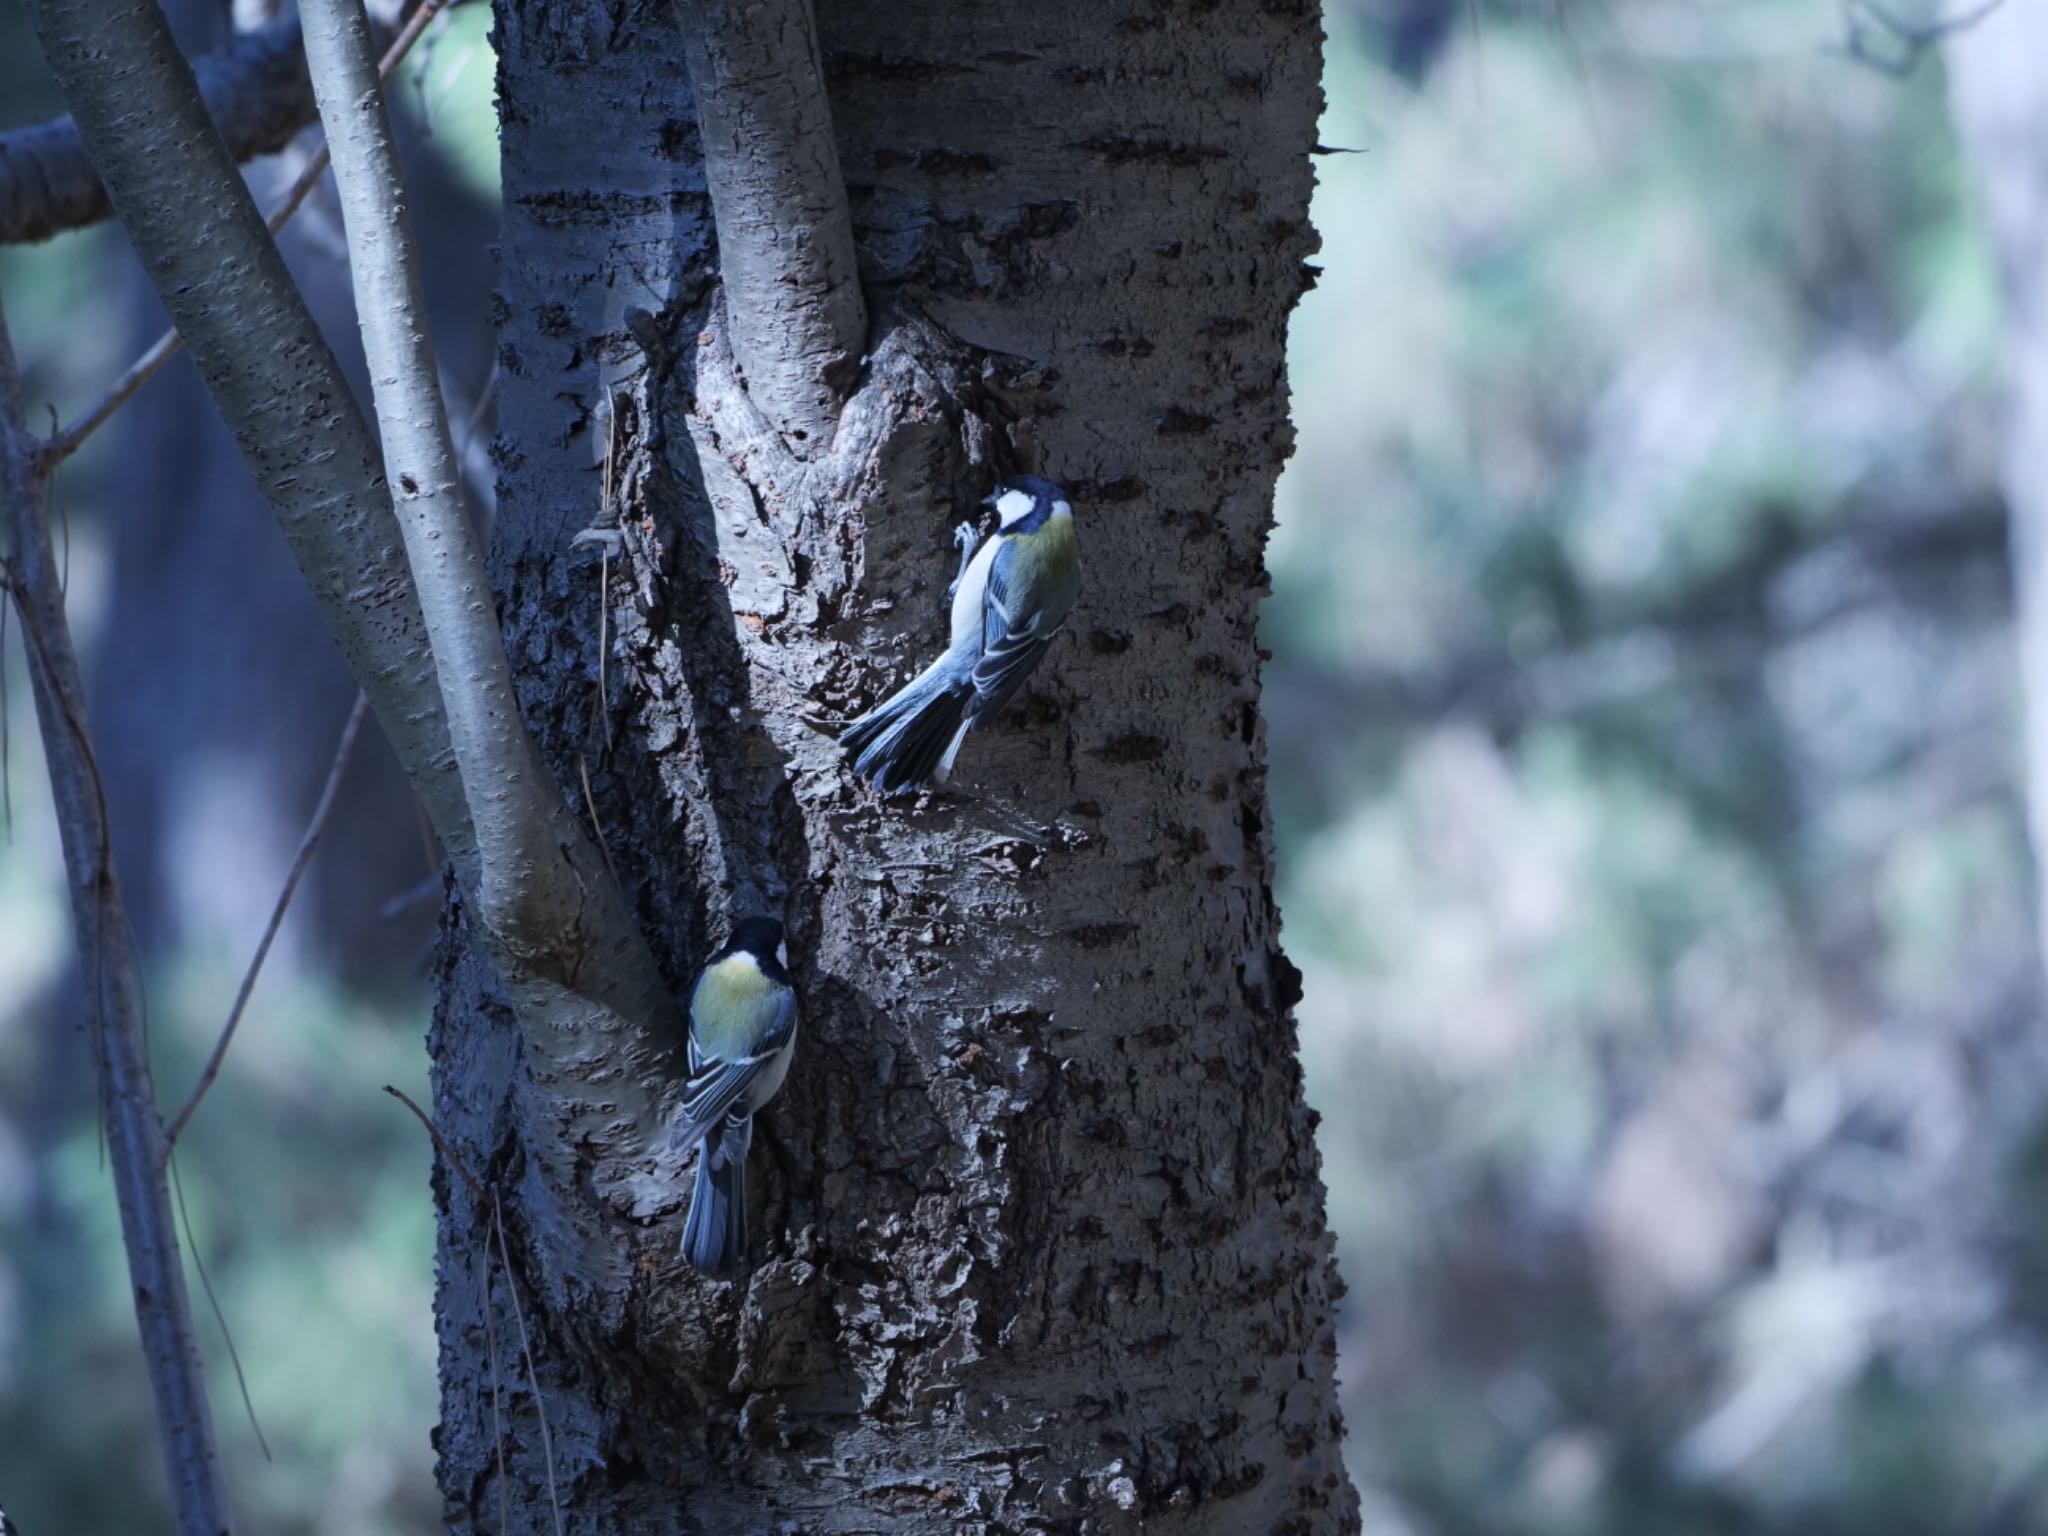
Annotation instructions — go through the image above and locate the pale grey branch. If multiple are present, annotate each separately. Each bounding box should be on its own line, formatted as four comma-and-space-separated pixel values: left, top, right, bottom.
298, 0, 682, 1202
18, 0, 478, 884
37, 0, 460, 471
674, 0, 868, 454
302, 0, 583, 952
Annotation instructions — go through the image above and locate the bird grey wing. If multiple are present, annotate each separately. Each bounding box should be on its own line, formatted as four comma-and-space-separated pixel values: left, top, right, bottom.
968, 627, 1054, 727
675, 1053, 775, 1146
968, 546, 1061, 723
677, 992, 795, 1142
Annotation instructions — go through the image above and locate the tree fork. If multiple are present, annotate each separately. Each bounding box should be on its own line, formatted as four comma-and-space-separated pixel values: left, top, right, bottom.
453, 0, 1356, 1523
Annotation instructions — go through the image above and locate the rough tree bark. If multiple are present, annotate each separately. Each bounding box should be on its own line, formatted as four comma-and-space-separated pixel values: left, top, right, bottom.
432, 0, 1353, 1530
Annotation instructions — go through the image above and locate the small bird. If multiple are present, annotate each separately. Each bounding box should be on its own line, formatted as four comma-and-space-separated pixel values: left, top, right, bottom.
842, 474, 1082, 793
673, 916, 798, 1273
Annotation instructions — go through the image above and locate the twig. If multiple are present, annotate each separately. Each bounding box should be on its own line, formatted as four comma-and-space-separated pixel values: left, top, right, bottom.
482, 1241, 511, 1536
38, 332, 180, 474
578, 754, 623, 892
0, 561, 110, 1138
598, 539, 614, 750
598, 407, 615, 752
35, 0, 459, 471
380, 870, 444, 921
491, 1189, 564, 1536
382, 1085, 561, 1533
165, 691, 369, 1148
169, 1154, 273, 1461
1839, 0, 2007, 75
381, 1084, 484, 1196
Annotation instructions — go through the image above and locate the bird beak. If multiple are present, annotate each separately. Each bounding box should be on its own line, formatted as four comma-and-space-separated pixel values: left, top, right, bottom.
980, 492, 998, 509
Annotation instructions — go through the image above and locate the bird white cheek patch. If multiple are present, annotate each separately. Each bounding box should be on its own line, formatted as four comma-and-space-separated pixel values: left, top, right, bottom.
996, 489, 1034, 525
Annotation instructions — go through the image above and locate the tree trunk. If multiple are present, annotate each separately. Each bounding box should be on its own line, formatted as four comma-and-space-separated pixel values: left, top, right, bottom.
429, 1, 1355, 1529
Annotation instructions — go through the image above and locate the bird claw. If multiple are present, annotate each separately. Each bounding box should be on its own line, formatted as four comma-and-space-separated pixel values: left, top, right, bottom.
948, 521, 981, 595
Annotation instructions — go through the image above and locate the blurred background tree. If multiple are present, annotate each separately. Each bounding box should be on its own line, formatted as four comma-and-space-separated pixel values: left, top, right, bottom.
1282, 2, 2048, 1533
5, 0, 2048, 1530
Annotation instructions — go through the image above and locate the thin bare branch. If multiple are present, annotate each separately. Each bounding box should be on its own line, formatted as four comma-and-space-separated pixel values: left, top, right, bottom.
383, 1085, 561, 1535
379, 871, 443, 921
165, 691, 369, 1148
301, 0, 595, 948
1840, 0, 2008, 75
0, 287, 232, 1535
0, 17, 316, 246
490, 1189, 564, 1536
598, 410, 615, 750
482, 1246, 511, 1536
38, 332, 178, 475
382, 1084, 485, 1196
21, 0, 479, 891
673, 0, 868, 453
169, 1154, 273, 1461
37, 0, 459, 472
577, 753, 623, 892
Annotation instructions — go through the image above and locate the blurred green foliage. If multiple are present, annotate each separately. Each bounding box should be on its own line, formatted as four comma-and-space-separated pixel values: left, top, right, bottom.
1274, 2, 2048, 1532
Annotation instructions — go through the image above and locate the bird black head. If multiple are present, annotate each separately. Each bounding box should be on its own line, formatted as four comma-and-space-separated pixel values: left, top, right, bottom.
985, 474, 1072, 530
724, 916, 788, 976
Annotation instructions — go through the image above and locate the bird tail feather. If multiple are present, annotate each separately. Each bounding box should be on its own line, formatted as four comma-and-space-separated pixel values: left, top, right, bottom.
681, 1115, 750, 1274
842, 662, 972, 794
934, 716, 975, 783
